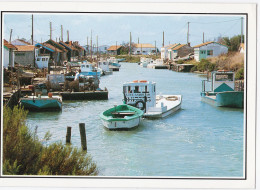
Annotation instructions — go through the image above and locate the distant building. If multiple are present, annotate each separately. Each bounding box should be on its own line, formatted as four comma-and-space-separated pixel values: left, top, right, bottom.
45, 39, 68, 63
168, 44, 194, 60
193, 41, 228, 61
161, 44, 179, 60
14, 45, 35, 66
239, 43, 244, 53
3, 40, 17, 68
107, 45, 122, 55
83, 45, 109, 54
133, 44, 158, 55
11, 39, 31, 46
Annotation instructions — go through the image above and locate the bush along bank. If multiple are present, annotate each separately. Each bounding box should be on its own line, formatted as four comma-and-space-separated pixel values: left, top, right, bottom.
3, 106, 98, 175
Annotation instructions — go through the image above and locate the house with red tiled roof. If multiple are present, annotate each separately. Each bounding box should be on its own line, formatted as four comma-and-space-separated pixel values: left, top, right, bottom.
107, 45, 122, 55
132, 44, 158, 55
193, 41, 228, 61
14, 44, 35, 66
161, 44, 179, 60
239, 43, 244, 53
3, 40, 17, 68
168, 44, 194, 60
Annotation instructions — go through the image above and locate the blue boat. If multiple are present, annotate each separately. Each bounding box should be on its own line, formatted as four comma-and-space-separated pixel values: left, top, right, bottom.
107, 57, 121, 67
201, 70, 244, 108
20, 95, 62, 111
75, 62, 101, 79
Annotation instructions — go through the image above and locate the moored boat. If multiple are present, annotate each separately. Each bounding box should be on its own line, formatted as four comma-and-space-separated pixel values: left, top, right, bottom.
19, 93, 62, 111
100, 104, 143, 129
123, 80, 182, 118
98, 60, 113, 75
200, 70, 244, 108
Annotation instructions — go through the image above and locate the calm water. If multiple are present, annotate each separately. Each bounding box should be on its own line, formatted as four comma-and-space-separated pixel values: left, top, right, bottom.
26, 63, 244, 177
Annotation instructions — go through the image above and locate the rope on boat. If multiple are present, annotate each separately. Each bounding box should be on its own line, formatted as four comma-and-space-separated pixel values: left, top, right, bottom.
165, 96, 178, 101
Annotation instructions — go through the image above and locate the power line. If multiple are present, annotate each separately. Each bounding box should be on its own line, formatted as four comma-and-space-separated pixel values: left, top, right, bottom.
191, 18, 241, 24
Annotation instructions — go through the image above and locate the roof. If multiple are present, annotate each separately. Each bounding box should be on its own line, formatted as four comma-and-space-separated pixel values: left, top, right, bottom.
59, 41, 77, 51
43, 43, 63, 53
3, 39, 17, 49
193, 41, 227, 48
107, 45, 122, 51
17, 39, 31, 45
15, 45, 35, 52
46, 39, 67, 52
173, 44, 186, 50
162, 44, 179, 49
135, 44, 155, 48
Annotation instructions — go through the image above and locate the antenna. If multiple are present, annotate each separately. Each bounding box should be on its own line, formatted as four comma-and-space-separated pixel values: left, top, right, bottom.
61, 25, 63, 41
50, 22, 52, 40
187, 22, 190, 44
67, 30, 69, 42
241, 17, 243, 43
31, 14, 34, 45
90, 30, 92, 61
162, 31, 164, 47
9, 29, 13, 43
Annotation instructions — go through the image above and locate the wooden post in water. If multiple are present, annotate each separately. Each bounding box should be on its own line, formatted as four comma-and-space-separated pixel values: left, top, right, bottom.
66, 126, 72, 144
79, 123, 87, 151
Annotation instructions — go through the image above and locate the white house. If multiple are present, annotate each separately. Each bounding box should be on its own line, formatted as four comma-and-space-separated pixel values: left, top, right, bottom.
3, 40, 17, 68
35, 48, 50, 68
133, 44, 158, 55
83, 45, 109, 54
239, 43, 244, 53
161, 44, 179, 60
193, 41, 228, 61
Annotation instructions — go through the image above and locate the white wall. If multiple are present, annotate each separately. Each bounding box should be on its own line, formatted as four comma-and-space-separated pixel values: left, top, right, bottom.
195, 43, 228, 61
133, 47, 155, 55
3, 47, 9, 68
194, 48, 200, 62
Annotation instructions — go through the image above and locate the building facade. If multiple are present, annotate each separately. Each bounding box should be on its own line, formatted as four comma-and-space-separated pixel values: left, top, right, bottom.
193, 41, 228, 61
133, 44, 158, 55
3, 40, 17, 68
168, 44, 194, 60
14, 45, 35, 66
161, 44, 179, 60
107, 45, 122, 55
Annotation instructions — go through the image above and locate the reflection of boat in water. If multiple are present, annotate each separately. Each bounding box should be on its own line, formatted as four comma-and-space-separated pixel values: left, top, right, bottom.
100, 104, 143, 129
123, 80, 182, 118
20, 93, 62, 111
201, 70, 244, 108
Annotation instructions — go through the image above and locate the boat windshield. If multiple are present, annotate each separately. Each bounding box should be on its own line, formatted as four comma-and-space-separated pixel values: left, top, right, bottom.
215, 73, 233, 81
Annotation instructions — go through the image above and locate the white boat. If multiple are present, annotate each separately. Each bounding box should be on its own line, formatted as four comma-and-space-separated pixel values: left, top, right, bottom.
140, 58, 153, 68
75, 61, 101, 80
98, 60, 113, 75
123, 80, 182, 118
147, 59, 168, 69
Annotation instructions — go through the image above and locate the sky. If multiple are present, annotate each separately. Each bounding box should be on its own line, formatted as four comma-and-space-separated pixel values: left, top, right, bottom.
3, 13, 246, 48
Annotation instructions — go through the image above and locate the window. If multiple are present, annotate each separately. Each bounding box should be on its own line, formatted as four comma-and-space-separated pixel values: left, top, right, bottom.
215, 74, 233, 81
134, 86, 140, 93
82, 65, 85, 68
207, 50, 213, 55
46, 58, 49, 62
86, 65, 89, 68
42, 58, 45, 61
37, 58, 40, 61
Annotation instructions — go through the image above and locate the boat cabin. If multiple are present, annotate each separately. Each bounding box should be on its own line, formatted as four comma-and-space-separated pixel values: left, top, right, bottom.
123, 80, 156, 111
211, 71, 235, 92
98, 61, 110, 71
80, 62, 93, 72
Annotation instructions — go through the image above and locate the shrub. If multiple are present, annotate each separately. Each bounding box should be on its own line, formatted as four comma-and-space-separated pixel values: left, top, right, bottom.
3, 106, 98, 175
190, 65, 198, 72
177, 60, 184, 64
235, 68, 244, 80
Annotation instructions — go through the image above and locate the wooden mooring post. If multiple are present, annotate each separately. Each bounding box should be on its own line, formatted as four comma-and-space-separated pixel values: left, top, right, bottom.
66, 126, 72, 144
79, 123, 87, 151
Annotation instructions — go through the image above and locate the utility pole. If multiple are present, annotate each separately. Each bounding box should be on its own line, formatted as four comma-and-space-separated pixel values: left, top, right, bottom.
155, 40, 157, 56
67, 30, 69, 42
187, 22, 190, 44
241, 17, 243, 43
203, 32, 204, 43
138, 37, 139, 44
129, 32, 131, 57
87, 36, 89, 55
97, 35, 98, 60
61, 25, 63, 41
90, 30, 92, 61
116, 41, 117, 55
31, 14, 34, 45
50, 22, 52, 40
9, 29, 13, 43
162, 31, 164, 47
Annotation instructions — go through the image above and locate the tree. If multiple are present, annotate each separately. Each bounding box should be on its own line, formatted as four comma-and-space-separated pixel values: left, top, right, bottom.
219, 35, 244, 52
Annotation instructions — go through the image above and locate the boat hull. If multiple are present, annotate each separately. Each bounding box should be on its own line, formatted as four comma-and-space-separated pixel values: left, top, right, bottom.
201, 91, 244, 108
144, 95, 182, 118
101, 116, 142, 129
20, 96, 62, 111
